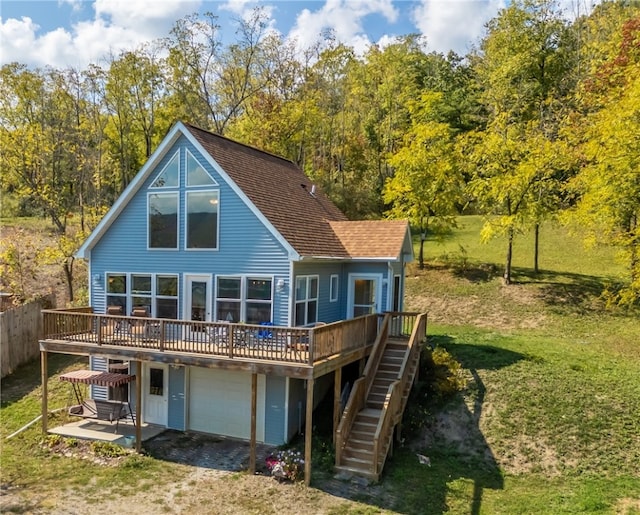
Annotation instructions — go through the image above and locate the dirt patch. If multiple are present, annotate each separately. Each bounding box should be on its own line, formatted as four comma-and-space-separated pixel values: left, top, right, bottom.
406, 269, 547, 331
0, 431, 398, 514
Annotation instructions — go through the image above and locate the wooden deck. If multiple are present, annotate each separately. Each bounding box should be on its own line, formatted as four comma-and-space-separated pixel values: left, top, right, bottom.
39, 310, 425, 486
40, 309, 390, 378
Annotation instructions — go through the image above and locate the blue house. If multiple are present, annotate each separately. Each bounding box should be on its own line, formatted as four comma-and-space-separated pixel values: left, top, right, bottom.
41, 121, 425, 482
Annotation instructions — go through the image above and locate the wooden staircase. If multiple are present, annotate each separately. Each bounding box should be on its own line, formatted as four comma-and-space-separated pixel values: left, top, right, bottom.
335, 313, 427, 481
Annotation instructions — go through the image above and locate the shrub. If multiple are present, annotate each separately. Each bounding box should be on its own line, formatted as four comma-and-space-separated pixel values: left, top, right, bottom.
403, 346, 467, 438
90, 441, 128, 458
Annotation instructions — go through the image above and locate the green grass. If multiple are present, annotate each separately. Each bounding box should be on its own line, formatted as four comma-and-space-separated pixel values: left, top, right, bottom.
0, 355, 188, 498
423, 215, 627, 281
2, 215, 639, 513
378, 216, 640, 514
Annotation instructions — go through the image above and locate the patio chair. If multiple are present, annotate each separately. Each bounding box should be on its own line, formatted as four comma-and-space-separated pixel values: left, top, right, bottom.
206, 321, 231, 347
102, 305, 123, 338
130, 306, 149, 338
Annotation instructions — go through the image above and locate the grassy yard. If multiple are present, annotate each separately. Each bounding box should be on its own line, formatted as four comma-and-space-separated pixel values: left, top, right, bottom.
1, 216, 639, 514
387, 216, 640, 514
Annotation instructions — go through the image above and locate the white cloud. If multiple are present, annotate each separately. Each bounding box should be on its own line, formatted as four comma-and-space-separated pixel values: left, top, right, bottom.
0, 0, 200, 68
219, 0, 255, 15
411, 0, 506, 55
93, 0, 200, 35
58, 0, 84, 12
287, 0, 398, 55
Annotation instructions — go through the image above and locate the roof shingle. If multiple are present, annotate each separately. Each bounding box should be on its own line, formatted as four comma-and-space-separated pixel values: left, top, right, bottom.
185, 124, 410, 260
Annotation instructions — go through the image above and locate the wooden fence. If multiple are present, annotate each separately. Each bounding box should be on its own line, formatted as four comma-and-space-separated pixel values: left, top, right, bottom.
1, 295, 55, 378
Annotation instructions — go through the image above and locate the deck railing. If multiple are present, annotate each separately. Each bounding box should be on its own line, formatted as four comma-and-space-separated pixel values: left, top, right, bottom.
41, 309, 382, 366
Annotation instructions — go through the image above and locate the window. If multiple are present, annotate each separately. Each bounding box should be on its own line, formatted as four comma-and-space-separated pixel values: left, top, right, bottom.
156, 275, 178, 319
151, 151, 179, 188
104, 273, 178, 318
295, 276, 318, 326
215, 276, 272, 324
246, 278, 272, 324
132, 274, 151, 314
149, 367, 164, 396
106, 273, 127, 312
216, 277, 241, 322
330, 274, 339, 303
186, 149, 216, 186
149, 193, 178, 249
186, 191, 218, 249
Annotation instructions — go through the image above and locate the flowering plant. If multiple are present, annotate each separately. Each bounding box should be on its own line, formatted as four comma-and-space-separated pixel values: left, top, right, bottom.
265, 449, 304, 481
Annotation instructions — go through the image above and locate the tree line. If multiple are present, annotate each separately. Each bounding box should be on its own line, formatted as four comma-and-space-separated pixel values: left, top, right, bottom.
1, 0, 638, 305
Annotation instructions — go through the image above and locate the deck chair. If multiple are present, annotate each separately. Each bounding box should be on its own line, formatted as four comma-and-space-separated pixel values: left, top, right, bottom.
130, 306, 149, 338
102, 305, 123, 337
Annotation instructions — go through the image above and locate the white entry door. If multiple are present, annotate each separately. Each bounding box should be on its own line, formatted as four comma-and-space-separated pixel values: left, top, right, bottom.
184, 274, 212, 341
347, 274, 383, 318
185, 274, 212, 323
144, 363, 168, 426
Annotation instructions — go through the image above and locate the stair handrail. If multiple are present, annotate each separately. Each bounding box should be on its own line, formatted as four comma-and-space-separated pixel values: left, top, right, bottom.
335, 376, 365, 465
371, 312, 428, 477
372, 380, 401, 477
361, 313, 391, 398
335, 313, 391, 467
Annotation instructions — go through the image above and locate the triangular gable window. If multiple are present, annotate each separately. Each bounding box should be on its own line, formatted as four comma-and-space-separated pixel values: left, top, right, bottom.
151, 150, 179, 188
186, 149, 217, 187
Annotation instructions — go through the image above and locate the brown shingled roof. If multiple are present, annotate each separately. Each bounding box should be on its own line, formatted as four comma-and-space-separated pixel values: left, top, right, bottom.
184, 124, 409, 260
330, 220, 410, 259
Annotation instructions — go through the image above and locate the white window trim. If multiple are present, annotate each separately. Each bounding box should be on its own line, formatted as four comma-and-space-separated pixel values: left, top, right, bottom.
147, 191, 179, 250
184, 189, 220, 251
295, 275, 319, 326
150, 149, 180, 189
214, 275, 274, 324
329, 274, 339, 303
185, 148, 218, 187
346, 273, 383, 319
105, 272, 179, 317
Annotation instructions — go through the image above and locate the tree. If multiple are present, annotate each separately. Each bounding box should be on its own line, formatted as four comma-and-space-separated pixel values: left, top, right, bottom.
470, 0, 575, 279
384, 92, 463, 269
164, 9, 270, 135
563, 13, 640, 306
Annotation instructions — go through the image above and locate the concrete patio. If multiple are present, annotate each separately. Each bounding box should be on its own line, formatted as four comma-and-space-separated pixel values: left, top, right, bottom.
48, 418, 165, 446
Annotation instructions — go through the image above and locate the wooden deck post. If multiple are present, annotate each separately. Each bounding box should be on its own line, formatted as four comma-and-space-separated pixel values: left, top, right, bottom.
135, 361, 142, 452
249, 372, 257, 474
333, 367, 341, 445
304, 377, 314, 486
41, 351, 48, 433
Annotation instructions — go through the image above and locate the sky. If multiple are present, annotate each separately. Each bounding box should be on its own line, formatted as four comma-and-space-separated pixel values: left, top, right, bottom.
0, 0, 513, 69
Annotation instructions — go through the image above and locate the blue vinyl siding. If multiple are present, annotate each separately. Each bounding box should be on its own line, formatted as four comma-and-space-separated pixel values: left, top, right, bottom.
90, 137, 290, 324
293, 262, 346, 323
287, 378, 306, 441
89, 356, 108, 400
264, 375, 286, 445
168, 366, 186, 430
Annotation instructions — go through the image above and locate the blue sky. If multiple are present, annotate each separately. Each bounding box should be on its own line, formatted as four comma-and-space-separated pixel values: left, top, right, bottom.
2, 0, 565, 69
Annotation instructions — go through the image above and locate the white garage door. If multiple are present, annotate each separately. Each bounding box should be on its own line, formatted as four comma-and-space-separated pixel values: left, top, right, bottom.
188, 368, 266, 441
